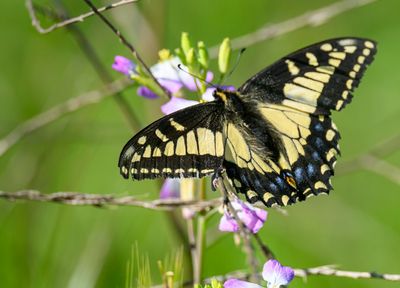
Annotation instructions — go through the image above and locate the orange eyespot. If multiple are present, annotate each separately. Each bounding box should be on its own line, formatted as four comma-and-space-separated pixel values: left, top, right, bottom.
285, 176, 297, 189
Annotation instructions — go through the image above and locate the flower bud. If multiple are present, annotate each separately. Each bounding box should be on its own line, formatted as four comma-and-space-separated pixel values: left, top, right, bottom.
181, 32, 192, 58
186, 48, 195, 65
174, 48, 185, 64
218, 38, 231, 75
112, 56, 135, 76
158, 49, 171, 61
197, 41, 209, 69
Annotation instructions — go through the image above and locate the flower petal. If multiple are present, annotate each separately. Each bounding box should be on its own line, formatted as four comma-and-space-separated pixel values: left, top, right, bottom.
159, 179, 180, 199
137, 86, 159, 99
201, 85, 236, 101
218, 213, 239, 232
255, 207, 268, 222
112, 56, 135, 76
201, 87, 215, 102
149, 57, 185, 94
151, 57, 181, 81
262, 259, 294, 287
158, 79, 183, 94
221, 199, 267, 234
161, 97, 199, 115
224, 279, 263, 288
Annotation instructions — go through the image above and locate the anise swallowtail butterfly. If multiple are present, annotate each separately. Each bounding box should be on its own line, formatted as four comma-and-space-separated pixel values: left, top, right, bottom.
119, 37, 377, 207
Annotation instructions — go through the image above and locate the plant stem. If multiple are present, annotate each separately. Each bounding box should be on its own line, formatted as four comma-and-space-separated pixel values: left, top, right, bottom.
195, 215, 206, 285
193, 178, 207, 284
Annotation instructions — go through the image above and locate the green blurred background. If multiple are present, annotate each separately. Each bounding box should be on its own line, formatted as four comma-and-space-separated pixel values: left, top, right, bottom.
1, 0, 399, 287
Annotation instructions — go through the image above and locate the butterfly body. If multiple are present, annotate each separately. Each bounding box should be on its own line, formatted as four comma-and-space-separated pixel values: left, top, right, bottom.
215, 90, 281, 161
119, 38, 377, 207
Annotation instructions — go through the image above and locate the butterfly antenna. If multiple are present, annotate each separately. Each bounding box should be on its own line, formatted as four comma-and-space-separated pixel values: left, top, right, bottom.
177, 64, 217, 89
223, 48, 246, 83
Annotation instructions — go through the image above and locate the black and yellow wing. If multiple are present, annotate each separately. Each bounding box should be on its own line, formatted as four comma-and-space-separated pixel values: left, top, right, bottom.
239, 37, 377, 114
119, 102, 225, 180
224, 105, 341, 207
225, 37, 376, 206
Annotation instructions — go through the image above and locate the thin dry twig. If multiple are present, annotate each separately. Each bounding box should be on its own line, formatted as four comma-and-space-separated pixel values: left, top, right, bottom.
345, 154, 400, 185
83, 0, 171, 99
294, 265, 400, 281
203, 265, 400, 284
337, 133, 400, 184
25, 0, 140, 34
209, 0, 378, 57
252, 233, 275, 260
0, 78, 131, 157
0, 190, 222, 211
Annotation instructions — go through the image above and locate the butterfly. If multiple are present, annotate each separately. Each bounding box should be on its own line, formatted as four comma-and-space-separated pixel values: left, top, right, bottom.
118, 37, 377, 207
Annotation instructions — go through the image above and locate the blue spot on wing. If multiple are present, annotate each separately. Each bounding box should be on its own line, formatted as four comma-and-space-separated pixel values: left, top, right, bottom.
253, 178, 263, 191
269, 182, 278, 192
315, 137, 324, 148
314, 123, 324, 132
307, 164, 316, 176
294, 167, 304, 181
312, 151, 321, 161
275, 177, 285, 188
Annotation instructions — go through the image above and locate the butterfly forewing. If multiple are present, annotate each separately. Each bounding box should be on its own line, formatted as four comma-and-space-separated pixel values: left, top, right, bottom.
239, 38, 377, 114
119, 102, 225, 180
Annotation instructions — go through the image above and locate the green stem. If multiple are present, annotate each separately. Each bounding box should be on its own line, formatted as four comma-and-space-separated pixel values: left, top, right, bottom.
193, 178, 207, 284
195, 215, 206, 285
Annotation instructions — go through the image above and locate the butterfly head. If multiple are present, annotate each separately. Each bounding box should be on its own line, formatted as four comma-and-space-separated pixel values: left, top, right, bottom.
212, 88, 239, 105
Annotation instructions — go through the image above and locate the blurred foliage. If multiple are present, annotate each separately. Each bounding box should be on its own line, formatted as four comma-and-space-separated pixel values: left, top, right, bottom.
0, 0, 399, 287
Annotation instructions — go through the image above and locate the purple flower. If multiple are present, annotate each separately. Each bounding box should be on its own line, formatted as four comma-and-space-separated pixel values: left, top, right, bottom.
151, 57, 215, 95
137, 86, 159, 99
262, 260, 295, 288
157, 78, 184, 94
202, 85, 236, 101
151, 57, 184, 94
224, 260, 294, 288
161, 96, 199, 115
112, 56, 135, 76
159, 179, 180, 199
224, 279, 263, 288
112, 55, 217, 99
219, 199, 267, 234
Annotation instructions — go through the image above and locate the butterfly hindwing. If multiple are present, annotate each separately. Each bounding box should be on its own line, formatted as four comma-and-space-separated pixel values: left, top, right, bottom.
221, 107, 339, 207
238, 37, 377, 114
119, 102, 225, 180
221, 118, 298, 207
